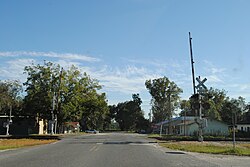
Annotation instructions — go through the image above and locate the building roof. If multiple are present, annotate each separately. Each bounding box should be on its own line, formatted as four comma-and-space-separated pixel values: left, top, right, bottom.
64, 122, 80, 128
155, 116, 196, 126
155, 116, 229, 126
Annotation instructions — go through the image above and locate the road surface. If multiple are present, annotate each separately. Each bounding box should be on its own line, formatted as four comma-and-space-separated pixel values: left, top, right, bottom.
0, 133, 250, 167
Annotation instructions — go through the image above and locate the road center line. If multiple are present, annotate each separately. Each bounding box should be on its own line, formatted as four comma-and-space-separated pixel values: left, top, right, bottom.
89, 145, 98, 152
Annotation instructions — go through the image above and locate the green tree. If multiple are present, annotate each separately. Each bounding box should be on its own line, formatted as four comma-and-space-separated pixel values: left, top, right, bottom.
23, 62, 61, 119
114, 94, 146, 131
145, 77, 182, 123
241, 104, 250, 123
23, 62, 109, 131
103, 105, 117, 130
78, 92, 109, 130
0, 80, 23, 115
60, 65, 109, 130
179, 100, 192, 116
180, 88, 227, 120
220, 97, 245, 124
203, 88, 227, 120
0, 80, 22, 115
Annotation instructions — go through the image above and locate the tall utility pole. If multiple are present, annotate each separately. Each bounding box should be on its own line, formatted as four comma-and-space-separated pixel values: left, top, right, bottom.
168, 88, 172, 135
189, 33, 207, 141
148, 110, 152, 122
9, 104, 12, 124
187, 32, 196, 136
189, 32, 196, 95
184, 108, 186, 136
232, 111, 236, 149
166, 85, 179, 135
51, 92, 56, 135
51, 68, 63, 135
160, 86, 173, 136
54, 68, 63, 134
198, 91, 203, 142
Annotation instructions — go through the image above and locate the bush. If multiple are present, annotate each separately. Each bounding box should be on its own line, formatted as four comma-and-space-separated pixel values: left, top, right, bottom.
236, 131, 250, 138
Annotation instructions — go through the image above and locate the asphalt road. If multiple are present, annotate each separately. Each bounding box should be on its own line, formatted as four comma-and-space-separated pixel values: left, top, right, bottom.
1, 133, 250, 167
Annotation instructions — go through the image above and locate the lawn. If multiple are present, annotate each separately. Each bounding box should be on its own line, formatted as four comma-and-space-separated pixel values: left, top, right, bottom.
160, 141, 250, 156
0, 139, 58, 150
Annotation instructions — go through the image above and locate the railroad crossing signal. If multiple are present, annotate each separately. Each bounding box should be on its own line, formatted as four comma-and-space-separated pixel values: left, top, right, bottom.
195, 76, 207, 93
196, 77, 207, 89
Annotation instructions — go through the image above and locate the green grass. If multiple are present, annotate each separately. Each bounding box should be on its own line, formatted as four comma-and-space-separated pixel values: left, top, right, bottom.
147, 134, 161, 138
160, 141, 250, 156
147, 134, 196, 141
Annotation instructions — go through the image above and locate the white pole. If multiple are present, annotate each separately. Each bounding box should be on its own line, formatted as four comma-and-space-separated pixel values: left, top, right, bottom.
6, 104, 13, 136
233, 112, 236, 149
10, 105, 12, 122
51, 92, 56, 135
6, 121, 9, 135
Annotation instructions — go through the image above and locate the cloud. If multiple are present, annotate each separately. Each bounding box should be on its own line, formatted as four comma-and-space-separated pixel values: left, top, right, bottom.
240, 84, 250, 91
119, 58, 197, 100
203, 61, 226, 74
202, 60, 226, 84
54, 60, 81, 69
0, 51, 100, 62
79, 65, 161, 94
124, 57, 183, 69
211, 67, 225, 74
0, 59, 36, 82
228, 83, 250, 92
206, 75, 223, 83
4, 54, 250, 105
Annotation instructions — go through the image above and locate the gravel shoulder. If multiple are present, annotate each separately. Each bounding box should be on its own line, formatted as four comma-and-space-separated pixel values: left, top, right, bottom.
187, 151, 250, 167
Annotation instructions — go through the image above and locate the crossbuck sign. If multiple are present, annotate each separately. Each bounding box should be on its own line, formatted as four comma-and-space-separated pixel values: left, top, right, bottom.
195, 76, 207, 93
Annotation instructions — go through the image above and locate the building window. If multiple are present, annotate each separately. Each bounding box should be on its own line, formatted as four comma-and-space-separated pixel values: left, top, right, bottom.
241, 127, 243, 131
248, 127, 250, 132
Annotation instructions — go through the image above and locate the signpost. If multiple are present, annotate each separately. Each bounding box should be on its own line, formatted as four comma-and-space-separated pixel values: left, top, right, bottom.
188, 33, 208, 142
195, 76, 207, 142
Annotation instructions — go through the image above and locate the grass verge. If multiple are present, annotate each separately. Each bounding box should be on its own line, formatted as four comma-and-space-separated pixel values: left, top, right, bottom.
0, 139, 58, 150
160, 141, 250, 156
147, 134, 161, 138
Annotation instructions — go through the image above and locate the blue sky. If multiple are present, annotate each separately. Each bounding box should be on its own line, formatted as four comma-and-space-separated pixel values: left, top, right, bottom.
1, 0, 250, 117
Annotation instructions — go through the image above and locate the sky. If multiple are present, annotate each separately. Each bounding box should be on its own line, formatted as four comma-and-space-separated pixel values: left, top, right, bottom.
1, 0, 250, 118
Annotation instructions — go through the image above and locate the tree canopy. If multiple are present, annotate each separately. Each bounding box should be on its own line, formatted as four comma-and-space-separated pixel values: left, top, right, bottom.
2, 61, 250, 134
23, 61, 109, 130
0, 80, 22, 115
145, 77, 182, 123
112, 94, 149, 131
180, 87, 249, 125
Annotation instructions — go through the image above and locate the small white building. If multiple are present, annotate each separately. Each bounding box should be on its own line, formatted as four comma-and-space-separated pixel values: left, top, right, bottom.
153, 116, 229, 136
236, 123, 250, 132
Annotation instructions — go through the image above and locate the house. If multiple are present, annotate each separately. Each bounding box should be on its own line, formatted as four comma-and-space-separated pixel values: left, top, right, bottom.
152, 117, 197, 135
63, 122, 80, 133
153, 116, 229, 136
236, 122, 250, 132
0, 115, 82, 135
0, 115, 38, 135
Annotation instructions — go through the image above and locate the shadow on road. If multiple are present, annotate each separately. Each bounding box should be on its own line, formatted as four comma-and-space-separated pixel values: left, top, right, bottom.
102, 141, 157, 145
66, 141, 157, 145
165, 151, 186, 155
